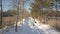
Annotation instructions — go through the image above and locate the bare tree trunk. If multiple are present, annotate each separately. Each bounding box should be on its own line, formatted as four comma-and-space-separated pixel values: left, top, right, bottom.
15, 0, 20, 32
0, 0, 2, 28
56, 0, 58, 29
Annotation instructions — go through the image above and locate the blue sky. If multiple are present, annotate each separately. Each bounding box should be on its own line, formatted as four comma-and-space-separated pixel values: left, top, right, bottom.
2, 0, 30, 11
2, 0, 12, 11
24, 2, 30, 10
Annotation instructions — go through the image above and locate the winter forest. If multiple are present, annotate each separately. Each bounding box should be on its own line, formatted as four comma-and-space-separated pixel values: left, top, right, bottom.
0, 0, 60, 34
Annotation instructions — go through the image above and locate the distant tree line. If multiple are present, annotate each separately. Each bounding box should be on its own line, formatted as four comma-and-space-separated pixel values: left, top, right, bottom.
0, 10, 17, 17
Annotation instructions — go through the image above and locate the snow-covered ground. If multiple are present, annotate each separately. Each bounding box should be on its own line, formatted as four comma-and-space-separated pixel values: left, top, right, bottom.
0, 17, 60, 34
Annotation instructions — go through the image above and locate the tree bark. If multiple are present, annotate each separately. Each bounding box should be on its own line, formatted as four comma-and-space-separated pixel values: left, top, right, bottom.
0, 0, 2, 28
